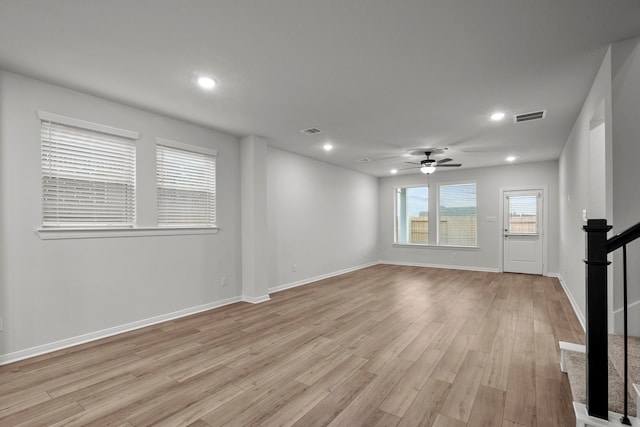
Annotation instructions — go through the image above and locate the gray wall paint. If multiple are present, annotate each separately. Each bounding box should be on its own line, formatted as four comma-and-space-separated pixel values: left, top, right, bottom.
378, 161, 559, 273
612, 38, 640, 334
266, 147, 379, 288
0, 71, 242, 356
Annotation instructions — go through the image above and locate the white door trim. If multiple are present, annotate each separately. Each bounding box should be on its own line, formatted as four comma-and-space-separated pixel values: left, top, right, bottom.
499, 185, 549, 275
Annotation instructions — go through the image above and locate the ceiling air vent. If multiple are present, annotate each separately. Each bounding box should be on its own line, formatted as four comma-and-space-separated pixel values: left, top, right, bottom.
514, 110, 546, 123
301, 127, 322, 135
355, 158, 372, 163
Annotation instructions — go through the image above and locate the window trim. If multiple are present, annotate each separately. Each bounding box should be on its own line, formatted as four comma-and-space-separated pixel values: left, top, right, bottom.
36, 226, 219, 240
37, 111, 140, 140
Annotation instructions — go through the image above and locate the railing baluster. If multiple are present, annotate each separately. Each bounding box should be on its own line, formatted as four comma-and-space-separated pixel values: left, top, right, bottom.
621, 244, 630, 425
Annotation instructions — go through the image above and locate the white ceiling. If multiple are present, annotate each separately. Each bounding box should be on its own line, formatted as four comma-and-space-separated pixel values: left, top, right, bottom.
1, 1, 639, 177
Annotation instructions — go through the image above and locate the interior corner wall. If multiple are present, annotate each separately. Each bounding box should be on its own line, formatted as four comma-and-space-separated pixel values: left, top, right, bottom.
378, 161, 559, 273
266, 147, 379, 291
611, 37, 640, 335
0, 75, 7, 356
240, 135, 269, 301
0, 70, 242, 360
558, 47, 613, 327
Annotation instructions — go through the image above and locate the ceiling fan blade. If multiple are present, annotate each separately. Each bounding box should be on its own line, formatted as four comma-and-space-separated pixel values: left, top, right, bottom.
398, 166, 418, 170
436, 158, 453, 164
404, 161, 420, 165
434, 163, 462, 167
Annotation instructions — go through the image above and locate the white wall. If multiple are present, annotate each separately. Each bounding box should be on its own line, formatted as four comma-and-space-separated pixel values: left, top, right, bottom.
266, 147, 379, 290
379, 161, 559, 273
558, 47, 613, 330
559, 38, 640, 335
0, 71, 242, 359
611, 38, 640, 334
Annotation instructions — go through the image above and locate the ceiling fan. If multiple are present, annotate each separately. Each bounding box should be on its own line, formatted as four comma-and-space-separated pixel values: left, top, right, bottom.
400, 151, 462, 174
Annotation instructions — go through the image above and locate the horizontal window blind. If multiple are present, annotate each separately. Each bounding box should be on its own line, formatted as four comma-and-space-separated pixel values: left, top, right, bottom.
156, 144, 216, 227
41, 120, 136, 227
438, 183, 477, 246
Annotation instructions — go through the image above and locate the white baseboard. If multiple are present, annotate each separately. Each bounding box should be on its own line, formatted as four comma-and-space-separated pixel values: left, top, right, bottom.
242, 294, 271, 304
378, 260, 500, 273
269, 261, 379, 294
0, 296, 242, 366
573, 401, 640, 426
550, 272, 586, 332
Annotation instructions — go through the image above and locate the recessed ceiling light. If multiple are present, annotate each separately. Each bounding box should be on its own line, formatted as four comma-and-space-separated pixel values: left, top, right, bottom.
506, 156, 516, 162
390, 169, 398, 174
491, 112, 505, 121
323, 144, 333, 151
197, 76, 216, 90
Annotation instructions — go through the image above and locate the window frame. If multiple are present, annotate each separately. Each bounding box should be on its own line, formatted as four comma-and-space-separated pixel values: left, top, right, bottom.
393, 180, 479, 249
35, 112, 220, 240
38, 111, 138, 229
155, 137, 218, 229
436, 181, 478, 247
393, 184, 431, 246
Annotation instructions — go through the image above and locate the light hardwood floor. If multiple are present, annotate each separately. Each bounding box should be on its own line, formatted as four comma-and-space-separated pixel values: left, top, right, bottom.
0, 265, 584, 426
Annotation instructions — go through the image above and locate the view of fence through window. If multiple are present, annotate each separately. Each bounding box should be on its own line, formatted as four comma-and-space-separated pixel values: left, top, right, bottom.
439, 183, 477, 246
396, 183, 477, 246
396, 186, 428, 244
508, 194, 538, 233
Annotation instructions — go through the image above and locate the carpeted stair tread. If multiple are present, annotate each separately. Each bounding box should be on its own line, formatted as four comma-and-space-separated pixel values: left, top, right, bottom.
609, 334, 640, 390
564, 349, 636, 417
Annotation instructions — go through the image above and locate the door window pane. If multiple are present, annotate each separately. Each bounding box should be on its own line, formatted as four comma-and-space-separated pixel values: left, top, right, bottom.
508, 195, 537, 234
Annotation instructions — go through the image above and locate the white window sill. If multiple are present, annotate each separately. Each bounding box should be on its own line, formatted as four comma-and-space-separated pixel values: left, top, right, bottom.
393, 243, 479, 250
36, 226, 220, 240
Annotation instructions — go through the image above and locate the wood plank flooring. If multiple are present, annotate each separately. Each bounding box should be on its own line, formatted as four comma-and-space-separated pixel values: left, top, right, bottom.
0, 265, 584, 426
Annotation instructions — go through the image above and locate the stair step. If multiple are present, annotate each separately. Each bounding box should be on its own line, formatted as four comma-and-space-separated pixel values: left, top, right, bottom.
565, 349, 637, 417
609, 334, 640, 390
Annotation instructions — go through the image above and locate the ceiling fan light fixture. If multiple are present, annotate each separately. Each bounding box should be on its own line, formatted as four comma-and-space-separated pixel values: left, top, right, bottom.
420, 165, 436, 174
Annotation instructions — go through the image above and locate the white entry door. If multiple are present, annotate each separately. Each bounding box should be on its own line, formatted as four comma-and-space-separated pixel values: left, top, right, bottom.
503, 190, 543, 275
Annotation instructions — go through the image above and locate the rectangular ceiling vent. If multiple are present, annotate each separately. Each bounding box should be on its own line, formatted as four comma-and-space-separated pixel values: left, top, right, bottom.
514, 110, 546, 123
301, 127, 322, 135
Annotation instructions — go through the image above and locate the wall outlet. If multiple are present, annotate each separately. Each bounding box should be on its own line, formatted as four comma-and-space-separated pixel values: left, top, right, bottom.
292, 264, 297, 272
220, 277, 228, 287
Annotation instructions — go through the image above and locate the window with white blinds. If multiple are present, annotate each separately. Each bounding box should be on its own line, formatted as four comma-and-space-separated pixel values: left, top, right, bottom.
438, 182, 477, 246
40, 113, 137, 228
156, 140, 217, 227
